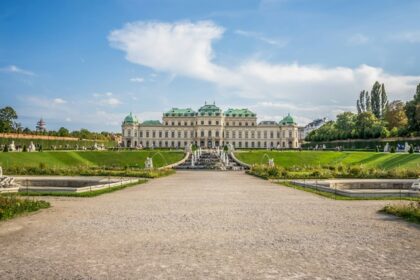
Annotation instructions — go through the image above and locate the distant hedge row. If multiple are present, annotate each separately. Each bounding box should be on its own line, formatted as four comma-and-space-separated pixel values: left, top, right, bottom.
0, 137, 117, 150
302, 138, 420, 151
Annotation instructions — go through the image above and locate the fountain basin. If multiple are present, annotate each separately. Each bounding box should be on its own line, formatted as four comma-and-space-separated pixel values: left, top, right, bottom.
14, 176, 139, 193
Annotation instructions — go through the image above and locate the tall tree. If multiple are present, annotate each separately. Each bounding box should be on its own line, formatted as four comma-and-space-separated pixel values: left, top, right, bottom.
357, 90, 370, 113
365, 91, 371, 112
370, 81, 382, 118
384, 100, 408, 130
405, 83, 420, 134
380, 83, 388, 116
0, 106, 18, 132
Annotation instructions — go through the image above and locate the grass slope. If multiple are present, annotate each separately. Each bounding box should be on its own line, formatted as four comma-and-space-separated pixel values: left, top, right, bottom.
0, 150, 184, 169
235, 151, 420, 170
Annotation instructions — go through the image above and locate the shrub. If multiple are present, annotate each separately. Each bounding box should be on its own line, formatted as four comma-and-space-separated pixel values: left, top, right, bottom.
409, 145, 414, 154
382, 202, 420, 223
3, 145, 8, 152
22, 145, 27, 152
390, 146, 396, 153
0, 195, 50, 221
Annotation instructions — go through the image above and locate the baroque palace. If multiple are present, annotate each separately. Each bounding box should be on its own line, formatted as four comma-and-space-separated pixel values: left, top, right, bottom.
121, 102, 300, 149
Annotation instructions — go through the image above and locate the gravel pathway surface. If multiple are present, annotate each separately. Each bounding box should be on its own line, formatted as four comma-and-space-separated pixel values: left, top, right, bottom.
0, 171, 419, 279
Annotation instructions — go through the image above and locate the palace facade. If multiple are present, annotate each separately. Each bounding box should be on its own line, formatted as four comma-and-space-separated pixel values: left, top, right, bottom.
121, 103, 300, 149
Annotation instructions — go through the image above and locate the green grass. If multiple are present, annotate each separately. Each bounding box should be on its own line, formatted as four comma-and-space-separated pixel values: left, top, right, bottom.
19, 180, 146, 197
279, 181, 420, 201
235, 150, 420, 170
0, 195, 50, 221
0, 150, 185, 170
381, 202, 420, 223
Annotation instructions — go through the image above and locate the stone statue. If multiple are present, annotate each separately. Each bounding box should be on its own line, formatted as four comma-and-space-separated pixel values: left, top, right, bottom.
0, 166, 3, 178
28, 141, 36, 152
268, 158, 275, 167
383, 143, 390, 153
145, 157, 153, 169
404, 142, 410, 152
9, 141, 16, 152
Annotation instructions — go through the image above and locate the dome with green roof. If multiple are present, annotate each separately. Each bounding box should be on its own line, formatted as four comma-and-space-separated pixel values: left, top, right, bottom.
197, 102, 222, 116
123, 112, 139, 124
279, 113, 296, 126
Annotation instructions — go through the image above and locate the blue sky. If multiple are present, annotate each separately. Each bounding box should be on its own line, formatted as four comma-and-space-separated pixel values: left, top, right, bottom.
1, 0, 420, 132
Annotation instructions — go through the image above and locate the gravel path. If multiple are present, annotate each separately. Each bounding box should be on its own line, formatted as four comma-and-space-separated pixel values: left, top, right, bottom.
1, 171, 419, 279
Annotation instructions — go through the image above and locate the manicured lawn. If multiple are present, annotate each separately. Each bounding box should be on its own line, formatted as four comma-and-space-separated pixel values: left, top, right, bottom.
235, 150, 420, 170
0, 150, 185, 169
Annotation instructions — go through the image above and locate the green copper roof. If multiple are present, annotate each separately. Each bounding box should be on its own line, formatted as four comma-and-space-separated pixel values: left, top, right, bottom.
123, 112, 139, 124
197, 102, 222, 116
224, 108, 256, 117
141, 120, 162, 126
280, 113, 296, 125
164, 108, 196, 117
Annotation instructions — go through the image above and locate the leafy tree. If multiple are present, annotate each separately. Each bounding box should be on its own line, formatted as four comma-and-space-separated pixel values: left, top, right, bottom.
355, 112, 380, 138
384, 100, 408, 130
356, 90, 370, 113
405, 83, 420, 135
0, 106, 18, 132
58, 127, 70, 137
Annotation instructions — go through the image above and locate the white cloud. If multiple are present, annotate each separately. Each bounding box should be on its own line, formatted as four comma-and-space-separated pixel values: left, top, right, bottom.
130, 77, 144, 83
109, 20, 420, 124
348, 33, 369, 45
390, 31, 420, 43
93, 92, 122, 106
235, 29, 288, 47
53, 98, 67, 104
0, 65, 35, 76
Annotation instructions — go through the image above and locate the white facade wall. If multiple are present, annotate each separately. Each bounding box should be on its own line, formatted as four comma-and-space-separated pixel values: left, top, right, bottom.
122, 111, 300, 149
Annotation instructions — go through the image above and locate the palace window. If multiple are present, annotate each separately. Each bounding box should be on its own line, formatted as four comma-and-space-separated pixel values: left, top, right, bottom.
270, 132, 273, 138
128, 130, 131, 136
245, 131, 248, 138
172, 122, 175, 126
171, 131, 175, 138
257, 131, 261, 138
264, 131, 267, 138
201, 131, 204, 137
251, 131, 255, 138
239, 131, 242, 138
226, 131, 230, 138
184, 122, 187, 126
232, 131, 236, 138
245, 122, 248, 126
178, 122, 181, 126
165, 131, 168, 138
201, 121, 204, 125
146, 131, 149, 137
152, 131, 156, 138
239, 122, 242, 126
159, 131, 162, 137
216, 121, 219, 125
208, 130, 212, 137
216, 131, 219, 137
208, 120, 212, 125
134, 131, 137, 137
178, 131, 181, 138
140, 131, 143, 137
